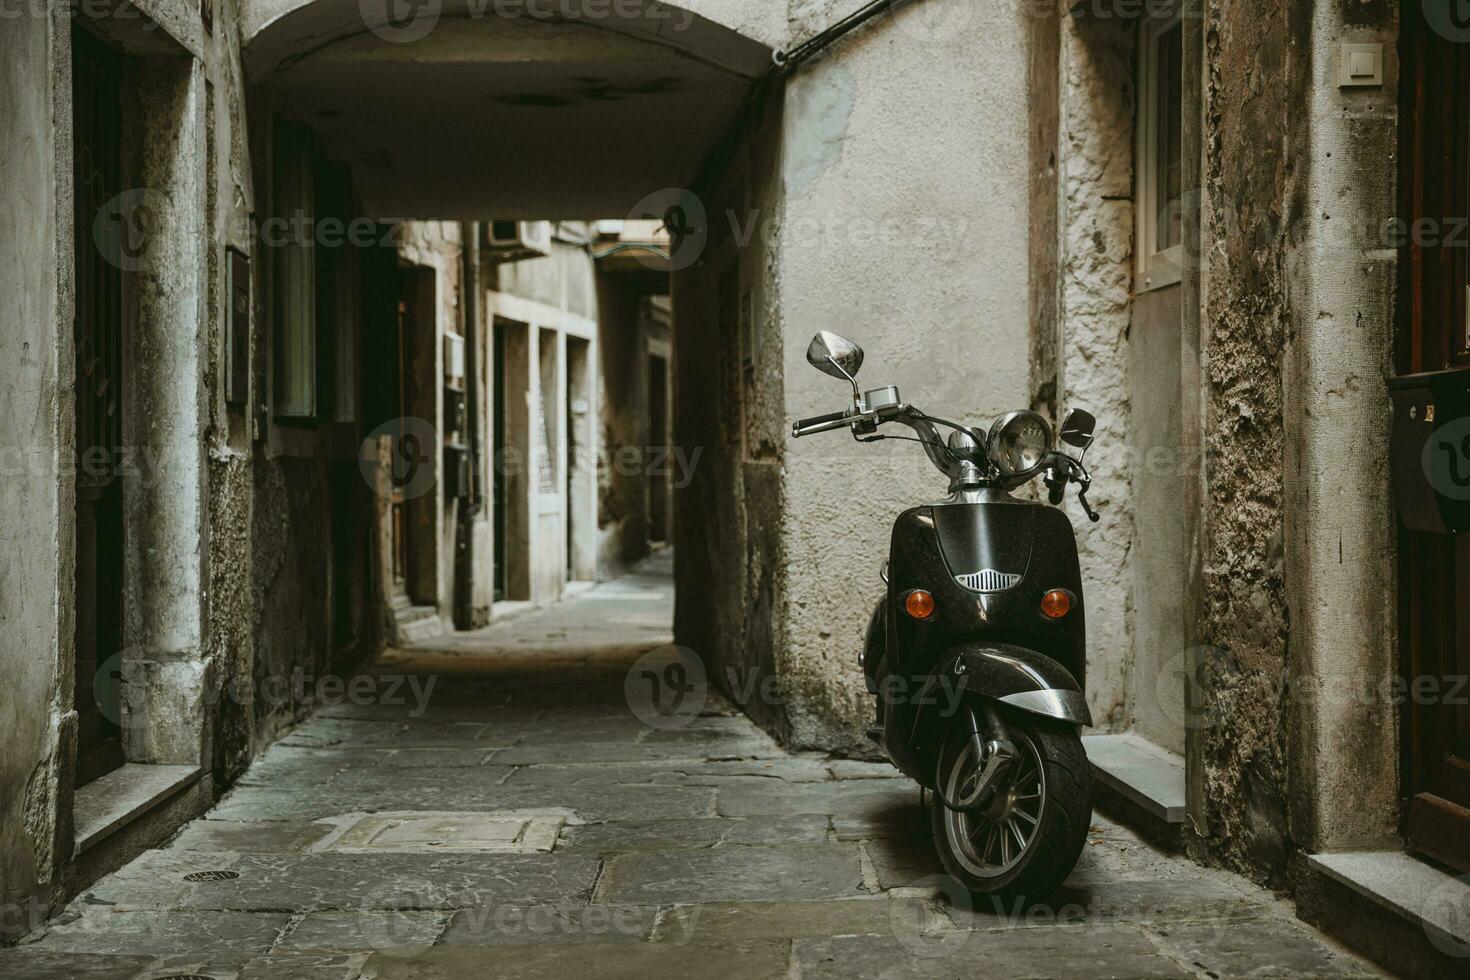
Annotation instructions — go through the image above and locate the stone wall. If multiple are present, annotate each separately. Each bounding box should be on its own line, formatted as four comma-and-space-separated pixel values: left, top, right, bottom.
1056, 11, 1137, 733
1190, 0, 1297, 885
0, 4, 70, 941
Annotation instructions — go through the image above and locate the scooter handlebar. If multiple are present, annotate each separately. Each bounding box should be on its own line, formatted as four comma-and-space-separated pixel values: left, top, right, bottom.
791, 411, 851, 438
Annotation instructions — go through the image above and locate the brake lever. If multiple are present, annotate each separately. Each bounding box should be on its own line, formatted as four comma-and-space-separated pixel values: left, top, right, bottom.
1077, 486, 1101, 523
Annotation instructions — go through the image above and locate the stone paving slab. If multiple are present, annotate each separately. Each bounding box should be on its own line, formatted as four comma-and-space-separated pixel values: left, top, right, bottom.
362, 939, 793, 980
501, 756, 836, 787
206, 781, 717, 824
560, 814, 831, 852
81, 850, 603, 911
438, 904, 660, 946
0, 951, 166, 979
18, 909, 289, 956
166, 818, 339, 852
278, 911, 450, 953
792, 926, 1198, 979
597, 843, 867, 905
650, 898, 947, 945
716, 775, 915, 819
1144, 914, 1385, 978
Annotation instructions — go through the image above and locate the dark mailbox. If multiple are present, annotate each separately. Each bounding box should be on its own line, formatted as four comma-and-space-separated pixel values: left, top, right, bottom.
1389, 366, 1470, 534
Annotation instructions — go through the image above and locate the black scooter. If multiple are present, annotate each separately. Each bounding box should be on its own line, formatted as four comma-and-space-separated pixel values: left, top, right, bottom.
792, 332, 1097, 899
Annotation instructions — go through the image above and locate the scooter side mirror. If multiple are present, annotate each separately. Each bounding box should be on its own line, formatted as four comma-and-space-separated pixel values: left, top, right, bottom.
1059, 409, 1096, 450
806, 331, 864, 383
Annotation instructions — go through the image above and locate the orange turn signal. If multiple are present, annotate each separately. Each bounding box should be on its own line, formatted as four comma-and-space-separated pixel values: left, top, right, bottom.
904, 590, 936, 620
1041, 590, 1072, 620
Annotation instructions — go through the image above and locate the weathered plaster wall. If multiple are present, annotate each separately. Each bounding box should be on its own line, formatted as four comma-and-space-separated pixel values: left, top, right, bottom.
491, 236, 598, 322
778, 0, 1034, 752
1280, 0, 1398, 856
0, 6, 71, 940
1057, 12, 1136, 732
203, 2, 261, 784
673, 74, 789, 741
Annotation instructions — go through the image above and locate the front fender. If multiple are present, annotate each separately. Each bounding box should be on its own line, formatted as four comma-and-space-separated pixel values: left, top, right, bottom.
912, 642, 1092, 734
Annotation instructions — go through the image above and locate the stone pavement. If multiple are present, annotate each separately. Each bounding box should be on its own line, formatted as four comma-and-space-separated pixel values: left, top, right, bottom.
5, 553, 1385, 978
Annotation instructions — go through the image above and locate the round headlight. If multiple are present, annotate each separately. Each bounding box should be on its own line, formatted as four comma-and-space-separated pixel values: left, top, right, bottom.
988, 411, 1053, 479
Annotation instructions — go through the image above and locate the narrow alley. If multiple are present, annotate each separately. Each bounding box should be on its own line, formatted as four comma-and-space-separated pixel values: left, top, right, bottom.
2, 556, 1379, 979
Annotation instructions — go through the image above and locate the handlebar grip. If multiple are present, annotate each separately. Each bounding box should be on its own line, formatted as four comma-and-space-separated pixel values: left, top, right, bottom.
793, 411, 852, 437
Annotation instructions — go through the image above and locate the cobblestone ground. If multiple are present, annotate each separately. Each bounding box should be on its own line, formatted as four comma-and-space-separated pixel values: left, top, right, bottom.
5, 553, 1383, 978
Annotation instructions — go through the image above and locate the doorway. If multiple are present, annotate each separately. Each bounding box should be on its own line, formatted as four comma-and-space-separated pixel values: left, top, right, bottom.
647, 351, 670, 546
492, 317, 532, 603
390, 265, 438, 611
1397, 11, 1470, 872
566, 335, 595, 582
72, 23, 126, 787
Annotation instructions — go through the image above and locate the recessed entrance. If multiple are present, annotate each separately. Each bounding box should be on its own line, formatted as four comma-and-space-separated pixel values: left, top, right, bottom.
71, 23, 126, 787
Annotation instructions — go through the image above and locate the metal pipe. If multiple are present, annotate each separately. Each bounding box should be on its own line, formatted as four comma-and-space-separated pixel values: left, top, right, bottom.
774, 0, 926, 73
453, 222, 481, 630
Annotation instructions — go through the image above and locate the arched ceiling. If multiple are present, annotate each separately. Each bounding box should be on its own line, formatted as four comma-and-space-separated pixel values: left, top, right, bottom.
245, 1, 775, 219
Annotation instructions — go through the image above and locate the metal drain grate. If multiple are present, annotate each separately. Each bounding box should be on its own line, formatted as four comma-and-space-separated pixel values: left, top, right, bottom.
181, 870, 239, 882
320, 811, 570, 854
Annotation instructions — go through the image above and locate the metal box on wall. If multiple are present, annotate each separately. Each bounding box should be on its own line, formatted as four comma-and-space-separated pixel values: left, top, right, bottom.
1389, 367, 1470, 534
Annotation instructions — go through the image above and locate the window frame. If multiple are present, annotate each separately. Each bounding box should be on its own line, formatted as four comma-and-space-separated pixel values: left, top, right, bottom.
1135, 7, 1184, 293
272, 116, 318, 423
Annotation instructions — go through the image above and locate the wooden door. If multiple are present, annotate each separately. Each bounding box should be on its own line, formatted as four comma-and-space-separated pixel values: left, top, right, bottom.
72, 25, 126, 786
390, 296, 411, 599
1398, 8, 1470, 871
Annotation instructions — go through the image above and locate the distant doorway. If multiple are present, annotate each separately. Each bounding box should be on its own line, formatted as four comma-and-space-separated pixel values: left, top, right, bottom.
391, 265, 438, 610
647, 352, 670, 545
566, 335, 595, 581
72, 23, 126, 787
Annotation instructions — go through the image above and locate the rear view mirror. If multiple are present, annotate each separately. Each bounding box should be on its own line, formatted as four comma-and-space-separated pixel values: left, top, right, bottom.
1059, 409, 1096, 450
806, 332, 864, 383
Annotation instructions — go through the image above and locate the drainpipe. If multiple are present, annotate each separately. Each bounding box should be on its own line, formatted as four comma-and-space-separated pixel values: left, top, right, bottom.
453, 223, 482, 630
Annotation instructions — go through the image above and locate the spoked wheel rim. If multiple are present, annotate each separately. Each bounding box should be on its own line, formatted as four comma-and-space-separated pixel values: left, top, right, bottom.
940, 727, 1047, 879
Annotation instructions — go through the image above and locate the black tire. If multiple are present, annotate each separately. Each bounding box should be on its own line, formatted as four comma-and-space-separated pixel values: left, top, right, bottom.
928, 711, 1091, 903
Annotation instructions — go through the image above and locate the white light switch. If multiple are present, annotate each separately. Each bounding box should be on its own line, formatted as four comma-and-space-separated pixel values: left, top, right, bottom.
1340, 42, 1383, 87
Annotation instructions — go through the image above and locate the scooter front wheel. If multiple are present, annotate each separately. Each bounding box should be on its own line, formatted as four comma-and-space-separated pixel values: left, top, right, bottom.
929, 712, 1091, 902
